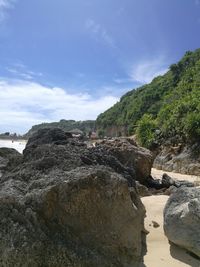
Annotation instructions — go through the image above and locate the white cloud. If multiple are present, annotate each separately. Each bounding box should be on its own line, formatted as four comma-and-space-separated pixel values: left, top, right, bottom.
85, 19, 116, 48
0, 0, 15, 22
0, 79, 118, 134
130, 58, 168, 84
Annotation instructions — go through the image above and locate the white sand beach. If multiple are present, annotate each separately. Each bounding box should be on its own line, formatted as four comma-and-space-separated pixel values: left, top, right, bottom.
0, 139, 27, 153
141, 169, 200, 267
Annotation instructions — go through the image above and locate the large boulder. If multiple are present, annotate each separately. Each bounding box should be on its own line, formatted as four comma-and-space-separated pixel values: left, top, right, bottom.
96, 138, 153, 184
0, 128, 146, 266
164, 187, 200, 257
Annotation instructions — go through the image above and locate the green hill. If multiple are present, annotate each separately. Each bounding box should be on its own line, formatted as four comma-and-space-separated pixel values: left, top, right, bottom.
25, 120, 95, 138
96, 49, 200, 148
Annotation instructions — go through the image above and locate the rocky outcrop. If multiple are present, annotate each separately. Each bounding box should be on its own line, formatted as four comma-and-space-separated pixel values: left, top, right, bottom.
135, 181, 152, 197
0, 128, 146, 267
161, 173, 194, 188
153, 144, 200, 175
96, 138, 153, 184
164, 187, 200, 258
0, 147, 22, 177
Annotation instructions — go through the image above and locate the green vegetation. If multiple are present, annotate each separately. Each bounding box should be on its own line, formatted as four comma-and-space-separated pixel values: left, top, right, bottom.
136, 114, 157, 149
25, 119, 95, 138
97, 48, 200, 147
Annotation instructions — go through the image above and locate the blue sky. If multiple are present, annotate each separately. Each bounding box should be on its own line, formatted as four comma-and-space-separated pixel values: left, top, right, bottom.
0, 0, 200, 133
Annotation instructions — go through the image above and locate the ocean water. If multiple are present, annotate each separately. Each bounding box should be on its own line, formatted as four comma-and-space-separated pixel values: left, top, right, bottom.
0, 139, 27, 153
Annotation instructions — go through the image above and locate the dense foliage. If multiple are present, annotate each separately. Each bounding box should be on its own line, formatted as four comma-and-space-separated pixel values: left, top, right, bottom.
25, 120, 95, 138
136, 114, 157, 149
96, 49, 200, 146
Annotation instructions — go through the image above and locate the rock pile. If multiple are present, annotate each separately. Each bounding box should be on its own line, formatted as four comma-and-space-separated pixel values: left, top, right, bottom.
0, 128, 147, 267
154, 144, 200, 175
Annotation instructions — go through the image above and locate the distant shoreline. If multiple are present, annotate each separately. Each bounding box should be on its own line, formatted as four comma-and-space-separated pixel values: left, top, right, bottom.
0, 137, 26, 141
0, 138, 27, 142
0, 139, 27, 153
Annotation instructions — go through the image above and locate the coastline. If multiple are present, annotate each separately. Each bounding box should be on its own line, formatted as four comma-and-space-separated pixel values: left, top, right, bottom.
0, 139, 27, 153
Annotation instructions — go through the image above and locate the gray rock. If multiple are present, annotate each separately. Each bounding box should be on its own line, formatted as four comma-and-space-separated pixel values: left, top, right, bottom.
163, 185, 177, 196
174, 180, 194, 188
154, 144, 200, 176
161, 173, 176, 187
0, 128, 146, 266
0, 147, 22, 177
136, 181, 152, 197
161, 173, 194, 189
96, 138, 153, 184
164, 187, 200, 258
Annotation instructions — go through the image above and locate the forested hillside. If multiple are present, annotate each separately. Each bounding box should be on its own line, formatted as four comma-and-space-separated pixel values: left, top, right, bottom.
96, 49, 200, 148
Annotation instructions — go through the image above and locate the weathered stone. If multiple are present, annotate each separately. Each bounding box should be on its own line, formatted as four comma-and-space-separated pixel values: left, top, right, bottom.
96, 138, 153, 184
0, 128, 146, 266
154, 144, 200, 176
161, 173, 176, 188
164, 187, 200, 258
0, 147, 22, 177
135, 181, 152, 197
163, 185, 177, 196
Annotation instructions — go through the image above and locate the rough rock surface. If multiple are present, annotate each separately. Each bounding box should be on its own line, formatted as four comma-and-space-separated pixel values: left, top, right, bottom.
135, 181, 152, 197
164, 187, 200, 258
96, 138, 153, 184
161, 173, 194, 189
0, 147, 22, 177
154, 144, 200, 175
0, 128, 146, 267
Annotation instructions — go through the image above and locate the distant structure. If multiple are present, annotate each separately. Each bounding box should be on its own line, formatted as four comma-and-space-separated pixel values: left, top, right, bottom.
68, 129, 84, 138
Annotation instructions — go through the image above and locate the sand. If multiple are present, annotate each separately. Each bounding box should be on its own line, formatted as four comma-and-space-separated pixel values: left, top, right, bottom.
141, 169, 200, 267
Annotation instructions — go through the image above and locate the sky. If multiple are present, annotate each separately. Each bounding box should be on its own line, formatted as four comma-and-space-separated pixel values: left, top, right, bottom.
0, 0, 200, 134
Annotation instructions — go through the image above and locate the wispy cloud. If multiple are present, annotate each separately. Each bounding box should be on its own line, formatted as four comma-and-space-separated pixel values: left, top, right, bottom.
195, 0, 200, 6
113, 78, 132, 84
0, 79, 118, 133
0, 0, 15, 22
129, 57, 168, 84
6, 63, 43, 80
85, 19, 116, 48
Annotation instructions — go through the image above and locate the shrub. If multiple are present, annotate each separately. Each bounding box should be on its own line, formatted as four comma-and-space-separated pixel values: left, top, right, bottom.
136, 114, 157, 149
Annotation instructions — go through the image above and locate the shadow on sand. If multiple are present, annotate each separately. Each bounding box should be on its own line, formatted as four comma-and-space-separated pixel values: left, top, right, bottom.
170, 242, 200, 267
